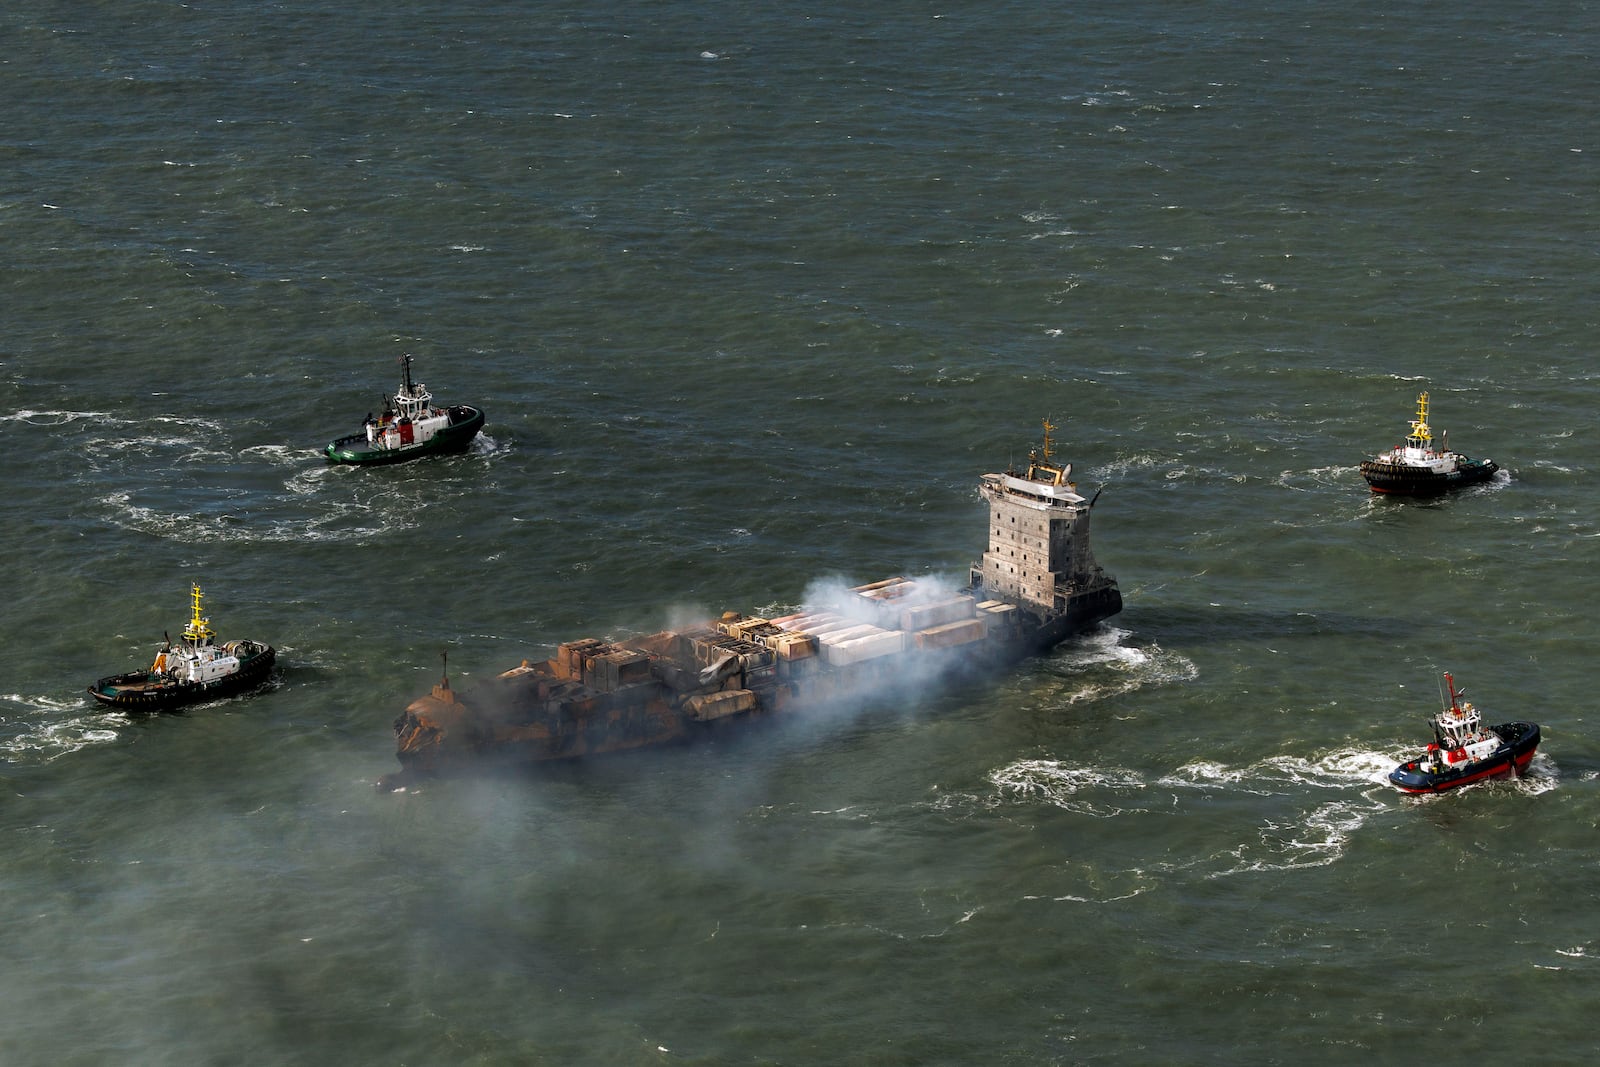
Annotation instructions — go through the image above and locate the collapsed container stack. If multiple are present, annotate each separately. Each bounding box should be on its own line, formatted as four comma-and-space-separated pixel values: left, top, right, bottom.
477, 580, 1020, 757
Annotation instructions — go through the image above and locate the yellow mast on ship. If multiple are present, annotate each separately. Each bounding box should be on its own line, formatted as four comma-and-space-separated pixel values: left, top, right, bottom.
1408, 391, 1432, 446
1026, 417, 1073, 488
181, 583, 214, 645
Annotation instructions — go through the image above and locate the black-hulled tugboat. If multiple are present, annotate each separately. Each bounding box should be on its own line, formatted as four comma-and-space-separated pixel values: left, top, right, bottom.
1389, 673, 1539, 794
87, 585, 276, 711
1359, 391, 1498, 495
324, 354, 485, 465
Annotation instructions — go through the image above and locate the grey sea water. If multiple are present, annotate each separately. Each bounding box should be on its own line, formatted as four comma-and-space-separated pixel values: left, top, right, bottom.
3, 1, 1597, 1063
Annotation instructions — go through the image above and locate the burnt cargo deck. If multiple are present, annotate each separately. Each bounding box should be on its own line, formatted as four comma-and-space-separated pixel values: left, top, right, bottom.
390, 576, 1106, 778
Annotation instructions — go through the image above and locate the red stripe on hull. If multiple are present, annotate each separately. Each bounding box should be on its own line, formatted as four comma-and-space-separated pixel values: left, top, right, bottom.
1393, 755, 1527, 795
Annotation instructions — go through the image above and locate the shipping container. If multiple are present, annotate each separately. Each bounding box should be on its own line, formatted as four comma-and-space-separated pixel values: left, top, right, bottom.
913, 618, 988, 650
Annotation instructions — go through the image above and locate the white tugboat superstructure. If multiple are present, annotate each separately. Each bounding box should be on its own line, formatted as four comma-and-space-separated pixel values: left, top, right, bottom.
324, 354, 485, 465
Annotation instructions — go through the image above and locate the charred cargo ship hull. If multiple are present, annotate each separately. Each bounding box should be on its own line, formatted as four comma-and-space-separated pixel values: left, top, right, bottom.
386, 426, 1120, 783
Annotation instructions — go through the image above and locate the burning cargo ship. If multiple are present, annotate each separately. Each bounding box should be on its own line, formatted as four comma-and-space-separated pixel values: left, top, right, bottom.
383, 423, 1121, 784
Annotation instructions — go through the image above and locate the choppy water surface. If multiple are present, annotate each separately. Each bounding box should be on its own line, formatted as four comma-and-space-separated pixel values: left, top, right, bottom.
4, 2, 1598, 1063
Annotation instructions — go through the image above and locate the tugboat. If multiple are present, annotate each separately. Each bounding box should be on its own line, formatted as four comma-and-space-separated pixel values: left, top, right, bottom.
324, 354, 485, 465
87, 584, 276, 711
1389, 673, 1540, 794
1359, 391, 1498, 495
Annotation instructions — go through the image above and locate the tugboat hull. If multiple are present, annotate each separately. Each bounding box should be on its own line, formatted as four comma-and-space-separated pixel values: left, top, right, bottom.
88, 643, 276, 712
1389, 721, 1540, 794
1360, 457, 1498, 496
325, 405, 484, 465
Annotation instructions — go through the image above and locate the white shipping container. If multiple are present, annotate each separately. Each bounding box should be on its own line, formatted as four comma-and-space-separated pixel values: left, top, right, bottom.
793, 615, 856, 636
822, 629, 906, 666
816, 624, 880, 646
899, 597, 975, 632
914, 618, 988, 650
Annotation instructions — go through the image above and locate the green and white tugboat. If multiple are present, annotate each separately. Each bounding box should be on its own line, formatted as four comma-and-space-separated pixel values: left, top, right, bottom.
87, 584, 276, 712
324, 354, 485, 465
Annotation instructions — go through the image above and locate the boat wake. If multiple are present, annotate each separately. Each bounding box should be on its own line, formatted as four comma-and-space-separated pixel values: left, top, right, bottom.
987, 760, 1151, 819
1162, 750, 1400, 876
1036, 627, 1198, 705
1160, 747, 1400, 793
20, 406, 495, 545
99, 476, 443, 544
470, 430, 507, 456
0, 693, 128, 764
971, 738, 1556, 892
1275, 464, 1361, 493
975, 749, 1392, 877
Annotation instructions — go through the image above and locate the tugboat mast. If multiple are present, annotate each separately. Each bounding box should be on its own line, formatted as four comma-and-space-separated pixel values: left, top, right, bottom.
181, 583, 214, 646
400, 353, 417, 397
1407, 392, 1432, 450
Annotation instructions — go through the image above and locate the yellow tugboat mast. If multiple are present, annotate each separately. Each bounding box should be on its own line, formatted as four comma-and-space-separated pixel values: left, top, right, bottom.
181, 583, 215, 645
1408, 391, 1432, 446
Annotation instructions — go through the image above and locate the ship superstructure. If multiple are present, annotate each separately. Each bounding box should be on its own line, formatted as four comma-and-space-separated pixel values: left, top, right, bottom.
383, 423, 1121, 783
972, 419, 1120, 647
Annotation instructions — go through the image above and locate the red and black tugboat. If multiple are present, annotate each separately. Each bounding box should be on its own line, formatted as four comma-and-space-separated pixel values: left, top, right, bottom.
1389, 673, 1539, 794
1359, 391, 1498, 495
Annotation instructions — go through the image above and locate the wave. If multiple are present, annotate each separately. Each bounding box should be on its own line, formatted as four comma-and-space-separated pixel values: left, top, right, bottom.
1096, 451, 1183, 480
99, 487, 425, 544
0, 409, 115, 426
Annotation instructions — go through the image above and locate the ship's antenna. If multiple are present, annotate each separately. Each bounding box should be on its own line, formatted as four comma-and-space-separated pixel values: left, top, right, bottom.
440, 650, 449, 687
1027, 417, 1062, 482
400, 353, 416, 396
